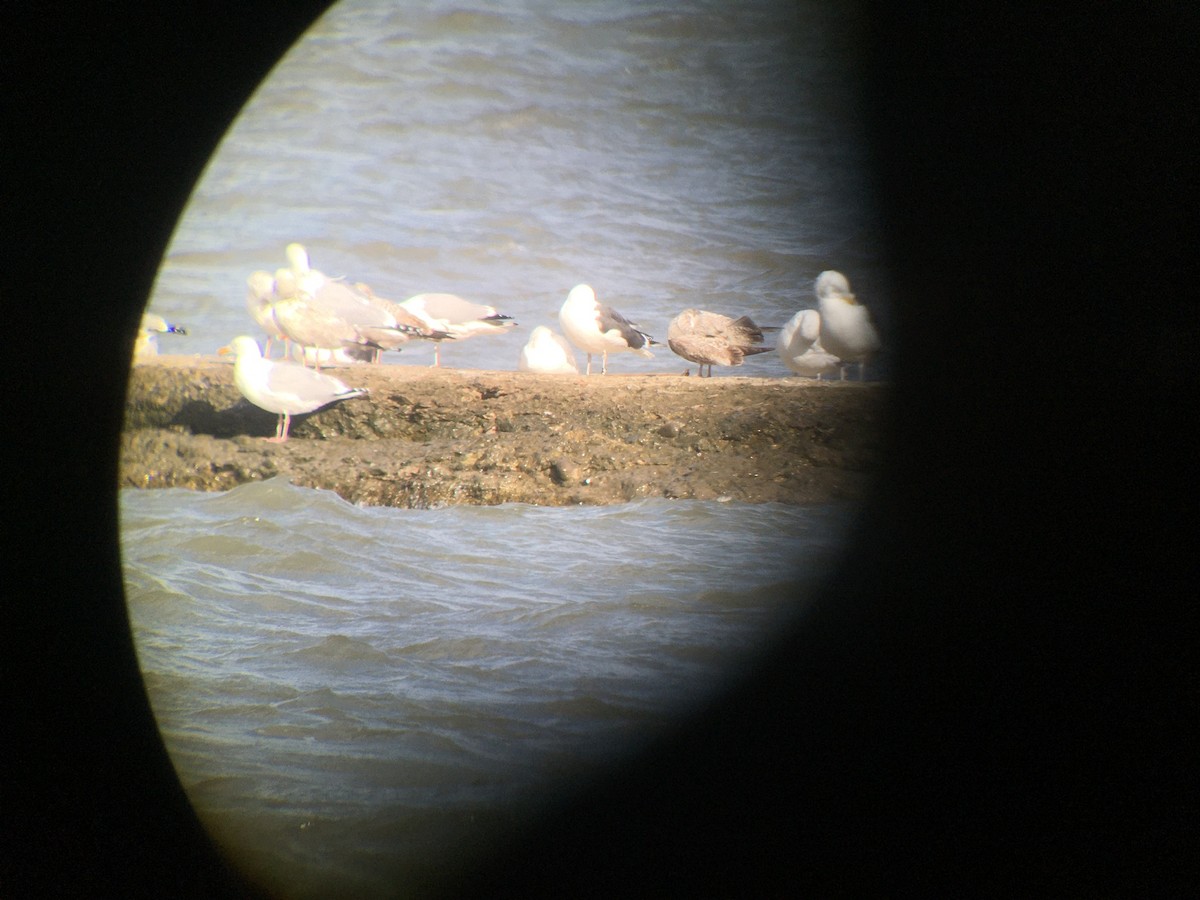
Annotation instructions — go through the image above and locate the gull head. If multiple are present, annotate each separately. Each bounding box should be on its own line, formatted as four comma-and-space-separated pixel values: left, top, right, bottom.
218, 335, 263, 360
815, 270, 855, 304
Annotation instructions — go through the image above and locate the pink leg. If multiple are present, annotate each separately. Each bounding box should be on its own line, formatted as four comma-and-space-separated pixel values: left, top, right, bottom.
265, 413, 290, 443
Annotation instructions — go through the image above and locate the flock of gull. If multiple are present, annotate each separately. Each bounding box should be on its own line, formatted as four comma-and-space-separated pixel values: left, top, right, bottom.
136, 243, 881, 441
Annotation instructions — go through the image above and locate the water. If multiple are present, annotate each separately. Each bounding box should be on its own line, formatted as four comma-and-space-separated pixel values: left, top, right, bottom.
124, 1, 878, 894
121, 479, 853, 897
144, 0, 887, 376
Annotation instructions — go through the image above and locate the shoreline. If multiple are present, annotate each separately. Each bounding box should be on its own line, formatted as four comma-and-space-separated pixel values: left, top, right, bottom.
121, 356, 886, 508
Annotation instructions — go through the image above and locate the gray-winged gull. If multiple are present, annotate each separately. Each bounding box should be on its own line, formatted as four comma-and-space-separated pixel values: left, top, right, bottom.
666, 308, 775, 377
276, 244, 453, 363
558, 283, 656, 375
219, 335, 368, 442
399, 292, 516, 367
517, 325, 579, 374
776, 308, 843, 380
813, 270, 881, 380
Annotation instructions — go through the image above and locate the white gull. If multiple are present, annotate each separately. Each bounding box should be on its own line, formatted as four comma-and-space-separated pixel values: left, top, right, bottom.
776, 308, 843, 380
517, 325, 579, 374
218, 335, 368, 442
558, 283, 656, 375
813, 270, 881, 380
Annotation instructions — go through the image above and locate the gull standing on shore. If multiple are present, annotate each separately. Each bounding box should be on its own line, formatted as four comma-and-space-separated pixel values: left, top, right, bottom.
264, 245, 440, 365
558, 283, 656, 375
813, 270, 881, 380
666, 308, 775, 377
246, 271, 289, 357
219, 336, 368, 442
517, 325, 579, 374
399, 292, 516, 366
776, 308, 843, 380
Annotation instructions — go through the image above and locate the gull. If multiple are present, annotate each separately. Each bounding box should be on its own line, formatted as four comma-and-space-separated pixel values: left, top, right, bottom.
399, 292, 516, 367
289, 344, 376, 367
813, 270, 881, 380
262, 245, 433, 366
280, 241, 331, 297
273, 244, 451, 364
517, 325, 579, 374
218, 336, 368, 442
666, 308, 775, 377
134, 313, 187, 361
352, 283, 454, 353
558, 283, 656, 375
268, 291, 378, 368
246, 271, 288, 357
777, 308, 843, 380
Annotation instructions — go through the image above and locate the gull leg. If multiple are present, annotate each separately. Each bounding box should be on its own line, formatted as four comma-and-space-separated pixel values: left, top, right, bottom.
601, 351, 608, 375
266, 412, 291, 443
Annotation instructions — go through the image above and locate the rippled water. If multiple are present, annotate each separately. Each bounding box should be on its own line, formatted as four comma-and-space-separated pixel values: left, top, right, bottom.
121, 479, 852, 896
125, 1, 878, 894
145, 0, 885, 376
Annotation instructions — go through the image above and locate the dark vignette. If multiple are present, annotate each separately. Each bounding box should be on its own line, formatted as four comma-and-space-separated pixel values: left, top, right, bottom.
3, 2, 1195, 897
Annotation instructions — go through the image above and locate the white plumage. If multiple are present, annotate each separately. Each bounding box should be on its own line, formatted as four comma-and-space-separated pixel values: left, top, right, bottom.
558, 283, 655, 375
517, 325, 579, 374
219, 335, 368, 442
813, 270, 880, 379
776, 308, 842, 379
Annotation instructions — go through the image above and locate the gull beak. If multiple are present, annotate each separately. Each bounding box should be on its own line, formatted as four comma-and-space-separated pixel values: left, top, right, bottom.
218, 345, 232, 356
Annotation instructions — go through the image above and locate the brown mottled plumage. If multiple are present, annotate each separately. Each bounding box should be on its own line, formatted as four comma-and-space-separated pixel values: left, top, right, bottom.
666, 308, 775, 377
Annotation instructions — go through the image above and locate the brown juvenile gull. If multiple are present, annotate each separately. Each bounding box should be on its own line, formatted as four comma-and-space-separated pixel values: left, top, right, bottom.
666, 308, 775, 377
558, 283, 656, 375
218, 335, 368, 442
813, 270, 881, 380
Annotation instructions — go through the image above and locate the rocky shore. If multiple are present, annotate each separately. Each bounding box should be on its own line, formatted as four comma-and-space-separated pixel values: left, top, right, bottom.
120, 356, 886, 508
